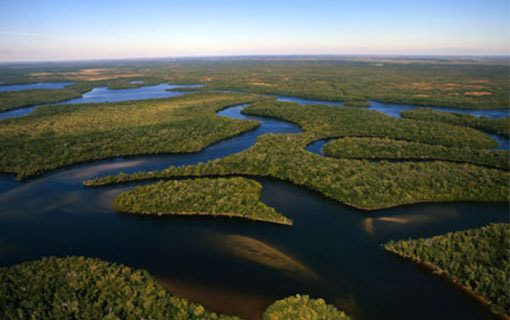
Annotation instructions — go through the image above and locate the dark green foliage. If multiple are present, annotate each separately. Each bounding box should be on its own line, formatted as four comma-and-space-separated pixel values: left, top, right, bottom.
86, 102, 508, 210
385, 224, 510, 318
90, 133, 507, 210
401, 108, 510, 139
323, 137, 510, 170
113, 177, 292, 225
0, 257, 350, 320
243, 101, 497, 149
0, 256, 239, 320
262, 294, 351, 320
0, 92, 261, 179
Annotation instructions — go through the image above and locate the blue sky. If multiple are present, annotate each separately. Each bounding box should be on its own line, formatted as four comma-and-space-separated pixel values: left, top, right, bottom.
0, 0, 508, 61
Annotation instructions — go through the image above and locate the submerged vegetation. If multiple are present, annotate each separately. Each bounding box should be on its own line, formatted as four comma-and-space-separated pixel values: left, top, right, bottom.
323, 137, 510, 170
0, 92, 262, 179
113, 177, 292, 225
385, 223, 509, 319
0, 257, 348, 320
401, 108, 510, 139
86, 101, 509, 210
262, 294, 351, 320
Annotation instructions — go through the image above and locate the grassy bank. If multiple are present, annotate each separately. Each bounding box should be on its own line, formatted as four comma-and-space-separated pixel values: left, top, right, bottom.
323, 137, 510, 170
385, 223, 509, 319
0, 92, 262, 179
113, 177, 292, 225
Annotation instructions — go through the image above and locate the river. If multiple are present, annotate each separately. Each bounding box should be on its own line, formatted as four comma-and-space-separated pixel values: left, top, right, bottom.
0, 84, 508, 320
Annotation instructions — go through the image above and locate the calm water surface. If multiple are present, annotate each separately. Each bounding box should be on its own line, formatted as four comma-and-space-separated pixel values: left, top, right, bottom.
0, 83, 201, 120
368, 100, 510, 119
0, 82, 73, 92
0, 93, 507, 319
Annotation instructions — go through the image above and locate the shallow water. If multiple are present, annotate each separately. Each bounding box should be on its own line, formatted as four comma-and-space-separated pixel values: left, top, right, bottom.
0, 98, 506, 320
0, 82, 73, 92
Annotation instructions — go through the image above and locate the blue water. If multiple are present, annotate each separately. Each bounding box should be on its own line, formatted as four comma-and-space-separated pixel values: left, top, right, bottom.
276, 96, 343, 106
0, 83, 202, 120
0, 101, 505, 320
61, 83, 200, 104
0, 82, 73, 92
368, 100, 510, 119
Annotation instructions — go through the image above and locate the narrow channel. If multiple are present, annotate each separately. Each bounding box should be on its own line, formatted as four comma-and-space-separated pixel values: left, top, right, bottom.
0, 93, 506, 319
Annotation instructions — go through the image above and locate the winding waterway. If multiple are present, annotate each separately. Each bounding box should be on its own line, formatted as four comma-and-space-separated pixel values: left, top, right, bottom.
0, 84, 508, 320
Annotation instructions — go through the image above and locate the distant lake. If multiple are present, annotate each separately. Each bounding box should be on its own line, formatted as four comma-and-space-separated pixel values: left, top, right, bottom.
61, 83, 203, 104
0, 82, 73, 92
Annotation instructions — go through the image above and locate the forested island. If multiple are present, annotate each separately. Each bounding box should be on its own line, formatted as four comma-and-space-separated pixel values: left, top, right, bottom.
0, 56, 508, 320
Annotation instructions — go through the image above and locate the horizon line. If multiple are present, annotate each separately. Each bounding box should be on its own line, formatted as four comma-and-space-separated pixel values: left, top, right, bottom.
0, 53, 509, 64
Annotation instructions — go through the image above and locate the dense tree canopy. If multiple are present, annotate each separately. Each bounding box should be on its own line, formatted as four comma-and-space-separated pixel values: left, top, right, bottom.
113, 177, 292, 225
385, 224, 510, 319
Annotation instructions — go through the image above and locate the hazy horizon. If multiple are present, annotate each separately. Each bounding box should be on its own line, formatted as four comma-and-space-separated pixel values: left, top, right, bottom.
1, 0, 509, 62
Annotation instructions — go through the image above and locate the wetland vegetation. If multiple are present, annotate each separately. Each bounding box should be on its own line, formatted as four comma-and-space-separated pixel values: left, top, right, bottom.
0, 256, 238, 320
385, 223, 509, 319
1, 58, 509, 111
401, 108, 510, 139
1, 57, 509, 320
86, 101, 509, 210
0, 256, 347, 320
0, 92, 262, 179
113, 177, 291, 225
323, 137, 510, 170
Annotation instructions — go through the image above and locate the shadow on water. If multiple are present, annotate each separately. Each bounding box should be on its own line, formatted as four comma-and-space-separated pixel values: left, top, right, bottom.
0, 87, 507, 320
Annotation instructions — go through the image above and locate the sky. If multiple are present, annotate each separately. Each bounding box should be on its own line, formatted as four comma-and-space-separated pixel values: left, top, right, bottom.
0, 0, 508, 61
